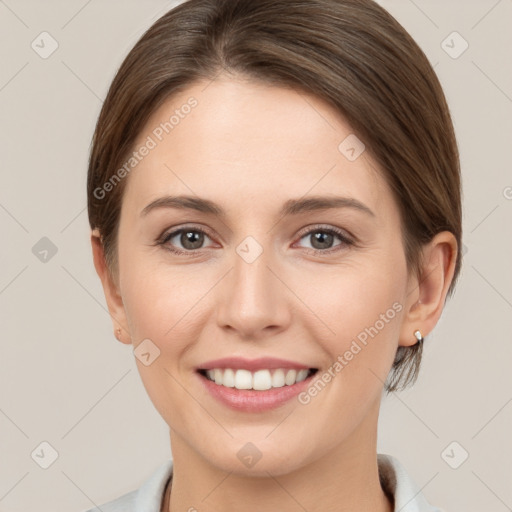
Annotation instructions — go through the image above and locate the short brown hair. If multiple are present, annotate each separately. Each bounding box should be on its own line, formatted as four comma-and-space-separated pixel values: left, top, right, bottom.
87, 0, 463, 392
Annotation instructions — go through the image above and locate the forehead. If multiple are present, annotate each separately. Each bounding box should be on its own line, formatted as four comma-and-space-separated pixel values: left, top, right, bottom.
123, 76, 393, 220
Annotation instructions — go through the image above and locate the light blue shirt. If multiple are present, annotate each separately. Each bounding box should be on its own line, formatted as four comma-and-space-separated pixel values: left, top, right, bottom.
83, 453, 441, 512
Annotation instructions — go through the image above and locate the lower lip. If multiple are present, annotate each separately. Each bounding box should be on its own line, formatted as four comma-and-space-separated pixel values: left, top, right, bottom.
197, 371, 315, 412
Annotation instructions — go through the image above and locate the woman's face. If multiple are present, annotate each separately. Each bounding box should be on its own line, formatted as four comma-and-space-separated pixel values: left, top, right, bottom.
107, 76, 418, 475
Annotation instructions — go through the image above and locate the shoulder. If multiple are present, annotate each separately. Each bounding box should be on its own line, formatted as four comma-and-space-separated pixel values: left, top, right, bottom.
378, 453, 443, 512
81, 459, 173, 512
82, 489, 138, 512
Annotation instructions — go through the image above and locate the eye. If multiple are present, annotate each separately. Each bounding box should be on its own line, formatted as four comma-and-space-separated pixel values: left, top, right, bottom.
158, 226, 215, 255
295, 226, 353, 253
156, 224, 354, 257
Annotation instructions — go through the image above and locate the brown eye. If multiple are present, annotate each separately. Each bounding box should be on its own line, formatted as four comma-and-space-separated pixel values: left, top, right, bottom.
310, 231, 335, 250
160, 227, 214, 254
178, 230, 205, 250
296, 227, 353, 253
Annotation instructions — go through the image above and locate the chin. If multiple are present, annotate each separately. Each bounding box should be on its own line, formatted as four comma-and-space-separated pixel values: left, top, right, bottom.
215, 454, 305, 478
202, 437, 312, 478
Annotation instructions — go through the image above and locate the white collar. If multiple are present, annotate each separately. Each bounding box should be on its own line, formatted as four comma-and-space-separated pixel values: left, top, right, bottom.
88, 454, 441, 512
377, 454, 442, 511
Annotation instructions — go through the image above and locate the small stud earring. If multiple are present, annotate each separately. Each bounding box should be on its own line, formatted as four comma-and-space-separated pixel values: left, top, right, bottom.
414, 330, 423, 343
115, 328, 122, 340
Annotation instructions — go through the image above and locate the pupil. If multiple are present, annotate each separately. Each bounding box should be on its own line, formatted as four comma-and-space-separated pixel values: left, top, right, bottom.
177, 231, 333, 251
312, 232, 333, 249
182, 231, 204, 250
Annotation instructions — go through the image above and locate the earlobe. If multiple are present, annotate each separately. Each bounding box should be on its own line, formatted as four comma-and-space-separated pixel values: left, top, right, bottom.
90, 229, 131, 345
399, 231, 458, 347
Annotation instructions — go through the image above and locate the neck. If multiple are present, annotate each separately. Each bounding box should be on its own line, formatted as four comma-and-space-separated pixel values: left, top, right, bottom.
165, 401, 393, 512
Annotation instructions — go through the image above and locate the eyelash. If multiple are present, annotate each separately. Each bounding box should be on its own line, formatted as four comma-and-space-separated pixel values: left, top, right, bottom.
156, 224, 354, 257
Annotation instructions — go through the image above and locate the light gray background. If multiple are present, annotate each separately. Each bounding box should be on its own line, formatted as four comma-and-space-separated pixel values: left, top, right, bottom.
1, 1, 511, 511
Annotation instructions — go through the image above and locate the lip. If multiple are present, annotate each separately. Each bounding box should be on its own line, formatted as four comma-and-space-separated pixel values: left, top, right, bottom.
196, 367, 318, 413
197, 356, 312, 372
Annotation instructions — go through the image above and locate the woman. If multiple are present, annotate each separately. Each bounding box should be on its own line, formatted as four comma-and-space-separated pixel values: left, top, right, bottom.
86, 0, 461, 510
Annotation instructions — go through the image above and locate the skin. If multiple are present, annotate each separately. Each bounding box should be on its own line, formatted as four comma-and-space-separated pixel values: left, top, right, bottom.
91, 74, 457, 512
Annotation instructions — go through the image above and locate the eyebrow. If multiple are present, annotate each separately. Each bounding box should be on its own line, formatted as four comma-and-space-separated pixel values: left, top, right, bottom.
140, 195, 375, 219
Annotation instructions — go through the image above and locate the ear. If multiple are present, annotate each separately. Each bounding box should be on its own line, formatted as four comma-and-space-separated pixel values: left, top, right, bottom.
91, 229, 131, 345
399, 231, 458, 347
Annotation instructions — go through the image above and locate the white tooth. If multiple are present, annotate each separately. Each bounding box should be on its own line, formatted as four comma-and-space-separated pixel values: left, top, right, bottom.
284, 369, 297, 385
253, 370, 272, 390
296, 369, 309, 383
214, 369, 223, 385
234, 369, 253, 389
271, 369, 286, 388
207, 367, 309, 389
223, 368, 235, 387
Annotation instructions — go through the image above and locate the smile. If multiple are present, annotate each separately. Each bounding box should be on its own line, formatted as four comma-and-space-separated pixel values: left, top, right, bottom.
199, 368, 318, 390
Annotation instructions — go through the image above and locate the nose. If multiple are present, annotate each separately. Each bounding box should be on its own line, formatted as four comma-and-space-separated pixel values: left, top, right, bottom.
215, 245, 292, 341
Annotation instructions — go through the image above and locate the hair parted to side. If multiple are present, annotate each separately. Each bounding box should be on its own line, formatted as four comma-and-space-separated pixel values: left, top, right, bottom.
87, 0, 462, 393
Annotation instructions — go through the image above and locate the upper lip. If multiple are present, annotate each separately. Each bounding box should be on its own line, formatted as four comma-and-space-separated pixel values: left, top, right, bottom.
197, 357, 314, 372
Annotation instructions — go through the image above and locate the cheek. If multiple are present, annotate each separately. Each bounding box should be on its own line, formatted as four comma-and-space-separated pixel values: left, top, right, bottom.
298, 251, 406, 377
118, 257, 212, 421
292, 263, 405, 429
304, 256, 404, 333
119, 245, 215, 361
123, 267, 192, 338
